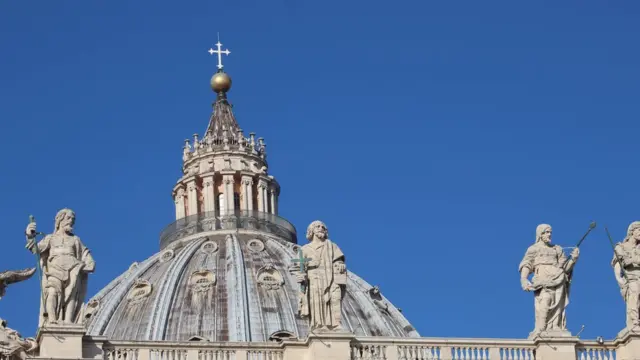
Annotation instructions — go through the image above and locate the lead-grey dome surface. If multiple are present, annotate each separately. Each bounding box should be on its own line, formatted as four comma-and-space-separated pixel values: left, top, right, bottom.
84, 233, 419, 341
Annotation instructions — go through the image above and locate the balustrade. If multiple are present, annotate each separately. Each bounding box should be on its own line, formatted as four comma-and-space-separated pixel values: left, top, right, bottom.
81, 335, 623, 360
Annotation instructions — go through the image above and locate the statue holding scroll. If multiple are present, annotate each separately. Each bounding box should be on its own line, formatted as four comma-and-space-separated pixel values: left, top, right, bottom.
294, 220, 347, 331
25, 209, 95, 326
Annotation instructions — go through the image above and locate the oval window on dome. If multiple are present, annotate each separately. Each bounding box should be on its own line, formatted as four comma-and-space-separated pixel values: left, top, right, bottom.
127, 279, 153, 305
200, 241, 218, 253
160, 249, 175, 262
247, 239, 265, 252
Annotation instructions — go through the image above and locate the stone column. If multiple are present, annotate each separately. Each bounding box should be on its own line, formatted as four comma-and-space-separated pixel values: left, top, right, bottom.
269, 187, 278, 215
202, 175, 215, 214
174, 185, 186, 220
241, 175, 253, 211
187, 180, 198, 216
257, 177, 269, 212
221, 172, 235, 215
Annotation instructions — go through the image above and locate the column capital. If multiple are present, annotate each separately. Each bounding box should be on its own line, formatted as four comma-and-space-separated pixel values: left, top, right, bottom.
257, 176, 269, 189
202, 175, 214, 187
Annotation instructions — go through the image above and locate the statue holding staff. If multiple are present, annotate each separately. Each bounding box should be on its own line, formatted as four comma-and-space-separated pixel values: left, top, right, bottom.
518, 223, 593, 338
25, 209, 95, 326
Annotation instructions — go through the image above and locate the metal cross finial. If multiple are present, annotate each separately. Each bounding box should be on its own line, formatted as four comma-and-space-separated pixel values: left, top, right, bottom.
208, 36, 231, 70
292, 248, 311, 292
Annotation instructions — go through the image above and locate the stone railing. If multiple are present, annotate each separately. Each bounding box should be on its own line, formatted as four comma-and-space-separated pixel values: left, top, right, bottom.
36, 333, 635, 360
575, 340, 617, 360
159, 209, 297, 249
99, 340, 284, 360
351, 338, 537, 360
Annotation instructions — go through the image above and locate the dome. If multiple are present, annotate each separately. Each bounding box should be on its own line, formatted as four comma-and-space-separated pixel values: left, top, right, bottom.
84, 230, 419, 341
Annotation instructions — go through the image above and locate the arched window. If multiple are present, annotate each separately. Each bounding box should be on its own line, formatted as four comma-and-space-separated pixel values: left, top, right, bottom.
217, 194, 225, 215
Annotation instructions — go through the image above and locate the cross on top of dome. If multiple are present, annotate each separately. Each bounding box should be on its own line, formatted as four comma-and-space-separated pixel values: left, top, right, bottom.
208, 34, 231, 71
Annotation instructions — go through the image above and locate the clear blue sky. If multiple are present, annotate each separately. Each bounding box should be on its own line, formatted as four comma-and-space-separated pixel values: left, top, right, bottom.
1, 1, 639, 340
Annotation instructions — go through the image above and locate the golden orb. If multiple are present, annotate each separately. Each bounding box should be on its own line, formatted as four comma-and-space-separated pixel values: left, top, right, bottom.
210, 72, 232, 93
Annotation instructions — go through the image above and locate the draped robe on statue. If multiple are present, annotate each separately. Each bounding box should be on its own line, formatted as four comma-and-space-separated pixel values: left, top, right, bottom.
36, 233, 95, 326
298, 239, 345, 329
519, 242, 572, 334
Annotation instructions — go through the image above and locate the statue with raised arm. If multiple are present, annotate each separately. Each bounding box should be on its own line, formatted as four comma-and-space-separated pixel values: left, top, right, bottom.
0, 268, 38, 360
25, 209, 95, 326
519, 224, 579, 338
611, 221, 640, 332
294, 220, 347, 331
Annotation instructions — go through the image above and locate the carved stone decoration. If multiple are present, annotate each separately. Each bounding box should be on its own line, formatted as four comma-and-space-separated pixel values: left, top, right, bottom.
188, 270, 216, 309
200, 241, 219, 254
0, 268, 35, 300
368, 286, 390, 314
128, 262, 139, 272
247, 239, 265, 253
519, 224, 579, 339
257, 264, 285, 290
0, 267, 37, 360
127, 279, 153, 305
293, 220, 346, 331
81, 299, 100, 324
25, 208, 96, 327
160, 249, 175, 263
611, 221, 640, 332
0, 319, 37, 360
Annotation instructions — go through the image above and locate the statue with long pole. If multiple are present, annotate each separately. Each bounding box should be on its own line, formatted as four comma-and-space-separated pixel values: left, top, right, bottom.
519, 222, 595, 338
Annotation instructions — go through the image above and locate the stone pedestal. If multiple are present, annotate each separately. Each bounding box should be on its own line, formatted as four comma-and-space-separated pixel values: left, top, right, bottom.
615, 329, 640, 360
303, 330, 355, 360
533, 334, 579, 360
37, 324, 86, 359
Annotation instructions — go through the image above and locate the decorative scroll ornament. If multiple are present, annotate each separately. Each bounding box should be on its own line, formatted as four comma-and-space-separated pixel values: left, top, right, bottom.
257, 264, 284, 291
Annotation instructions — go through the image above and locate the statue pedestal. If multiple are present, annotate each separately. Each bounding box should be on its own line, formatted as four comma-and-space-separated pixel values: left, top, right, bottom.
615, 328, 640, 360
37, 324, 86, 359
533, 334, 579, 360
304, 330, 355, 360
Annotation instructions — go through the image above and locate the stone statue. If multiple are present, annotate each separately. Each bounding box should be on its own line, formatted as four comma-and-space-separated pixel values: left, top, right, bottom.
611, 221, 640, 332
25, 209, 95, 326
519, 224, 579, 338
295, 220, 347, 331
0, 268, 35, 300
0, 268, 38, 360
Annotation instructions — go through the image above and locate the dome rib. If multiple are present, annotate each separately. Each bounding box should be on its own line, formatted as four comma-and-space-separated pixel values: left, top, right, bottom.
264, 238, 303, 338
226, 234, 251, 341
88, 254, 160, 335
147, 239, 205, 340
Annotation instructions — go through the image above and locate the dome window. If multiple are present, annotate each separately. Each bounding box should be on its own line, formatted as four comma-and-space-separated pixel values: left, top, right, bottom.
126, 279, 153, 305
268, 330, 296, 343
160, 249, 175, 263
257, 264, 284, 291
247, 239, 265, 252
200, 241, 219, 254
